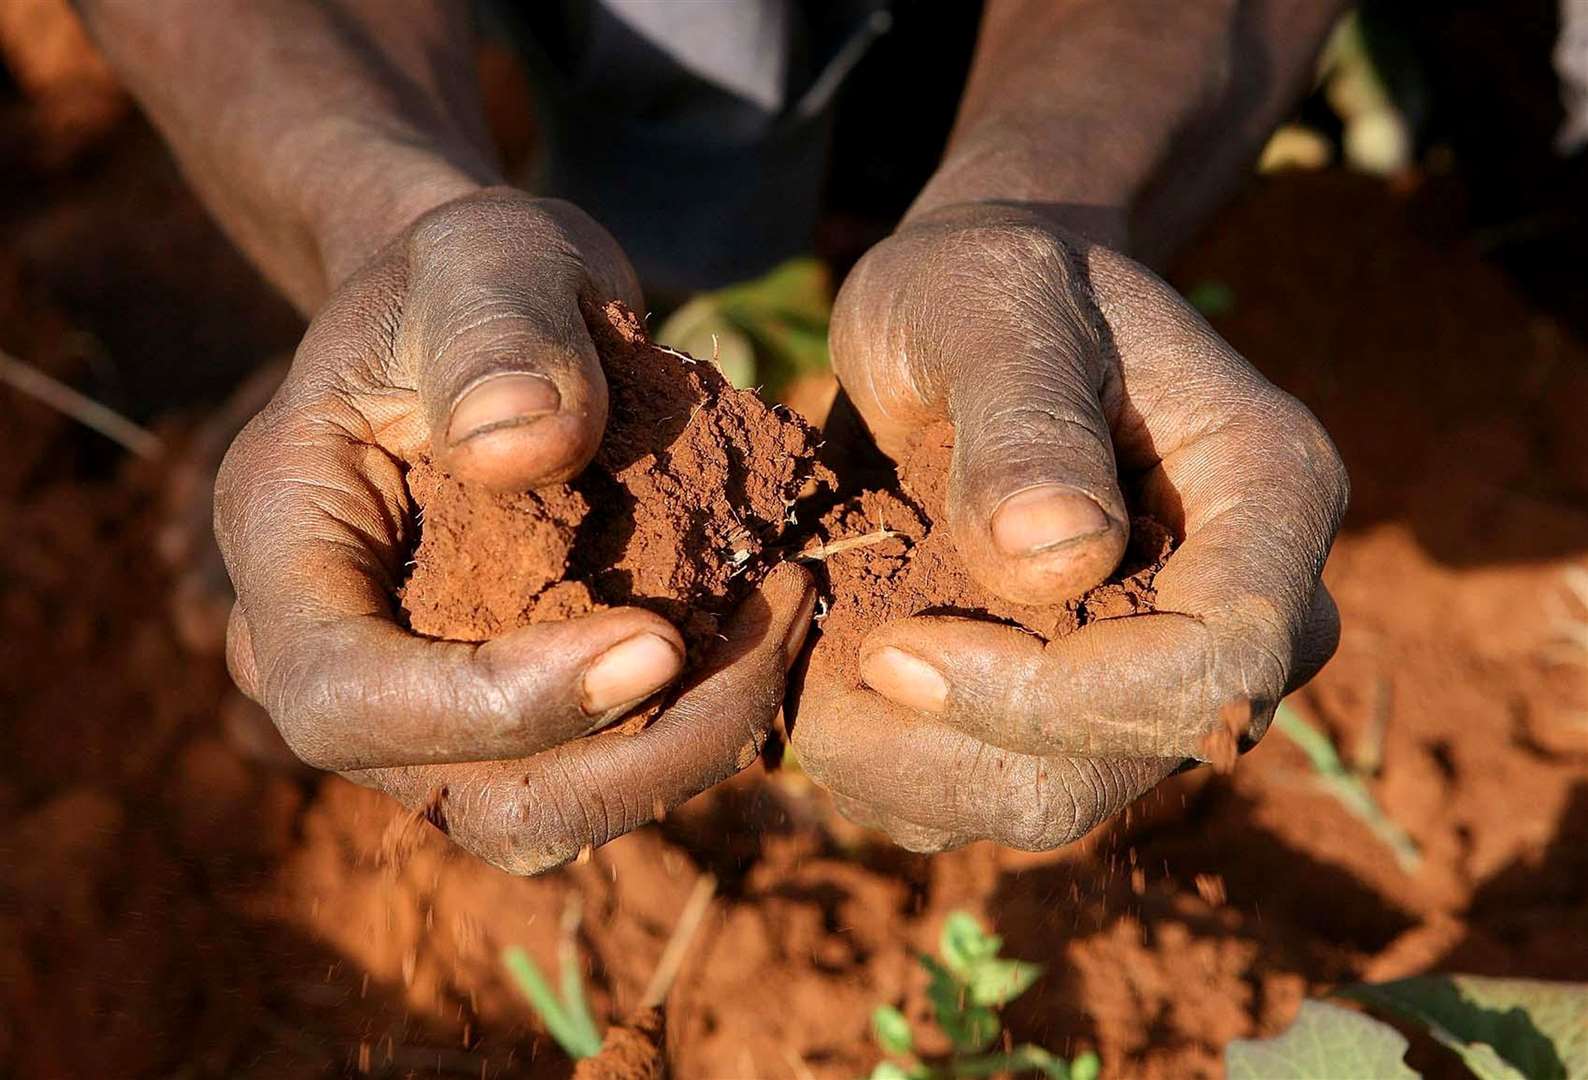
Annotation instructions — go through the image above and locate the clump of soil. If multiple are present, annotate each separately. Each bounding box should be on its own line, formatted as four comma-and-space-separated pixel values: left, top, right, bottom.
804, 420, 1173, 688
399, 302, 827, 670
572, 1007, 667, 1080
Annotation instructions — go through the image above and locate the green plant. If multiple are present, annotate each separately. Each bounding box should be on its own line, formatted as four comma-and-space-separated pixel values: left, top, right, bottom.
1226, 975, 1588, 1079
502, 875, 718, 1062
1272, 701, 1421, 871
656, 257, 833, 395
501, 897, 603, 1060
868, 911, 1101, 1080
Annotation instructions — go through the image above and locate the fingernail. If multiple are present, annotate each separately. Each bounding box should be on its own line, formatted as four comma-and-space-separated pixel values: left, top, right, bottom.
447, 373, 561, 445
581, 633, 683, 715
784, 589, 819, 670
860, 646, 948, 714
991, 484, 1110, 557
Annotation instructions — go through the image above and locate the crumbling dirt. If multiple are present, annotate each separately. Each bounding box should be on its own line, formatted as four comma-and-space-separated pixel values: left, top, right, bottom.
6, 20, 1588, 1080
572, 1007, 667, 1080
400, 301, 825, 673
803, 419, 1172, 690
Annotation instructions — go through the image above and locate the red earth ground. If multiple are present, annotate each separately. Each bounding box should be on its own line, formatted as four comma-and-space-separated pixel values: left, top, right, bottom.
4, 13, 1588, 1080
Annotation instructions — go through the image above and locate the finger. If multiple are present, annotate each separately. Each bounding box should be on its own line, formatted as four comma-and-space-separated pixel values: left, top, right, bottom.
857, 583, 1342, 760
853, 247, 1348, 760
792, 683, 1177, 852
349, 562, 816, 875
217, 397, 685, 773
1289, 584, 1340, 694
404, 192, 642, 492
940, 225, 1128, 605
829, 791, 959, 854
857, 339, 1347, 763
831, 213, 1128, 605
225, 602, 259, 700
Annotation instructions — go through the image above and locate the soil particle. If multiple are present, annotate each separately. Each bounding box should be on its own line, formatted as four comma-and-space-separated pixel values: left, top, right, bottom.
804, 420, 1173, 689
399, 301, 828, 671
572, 1007, 667, 1080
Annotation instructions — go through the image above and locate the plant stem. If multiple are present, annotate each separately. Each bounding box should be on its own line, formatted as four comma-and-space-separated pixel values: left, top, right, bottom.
795, 529, 900, 562
0, 346, 163, 459
642, 873, 717, 1008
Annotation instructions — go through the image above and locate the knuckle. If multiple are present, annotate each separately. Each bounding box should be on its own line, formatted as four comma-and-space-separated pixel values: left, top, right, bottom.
885, 823, 957, 854
211, 413, 272, 539
446, 777, 564, 877
1002, 760, 1085, 850
1268, 393, 1350, 518
409, 190, 582, 271
262, 647, 344, 771
972, 220, 1078, 278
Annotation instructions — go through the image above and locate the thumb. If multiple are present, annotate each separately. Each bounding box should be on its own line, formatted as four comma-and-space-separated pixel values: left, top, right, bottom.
944, 289, 1128, 604
403, 192, 642, 492
831, 213, 1127, 605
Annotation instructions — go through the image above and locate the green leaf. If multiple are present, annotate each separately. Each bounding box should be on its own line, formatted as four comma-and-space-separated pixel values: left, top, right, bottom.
940, 911, 1002, 978
1343, 975, 1588, 1080
656, 257, 834, 395
1069, 1050, 1101, 1080
654, 297, 758, 388
922, 955, 967, 1030
1225, 1000, 1418, 1079
501, 946, 604, 1059
939, 1004, 1001, 1054
966, 958, 1043, 1007
557, 938, 603, 1058
868, 1063, 915, 1080
872, 1004, 915, 1056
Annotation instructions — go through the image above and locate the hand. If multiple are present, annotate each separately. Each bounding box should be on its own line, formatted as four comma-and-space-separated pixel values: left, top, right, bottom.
791, 203, 1347, 851
216, 188, 815, 872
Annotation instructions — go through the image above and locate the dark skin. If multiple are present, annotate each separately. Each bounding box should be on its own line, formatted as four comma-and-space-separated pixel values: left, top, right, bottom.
78, 0, 1349, 867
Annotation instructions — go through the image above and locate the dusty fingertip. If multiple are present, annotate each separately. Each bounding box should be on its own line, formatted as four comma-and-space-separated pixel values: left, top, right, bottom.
991, 483, 1111, 557
446, 372, 561, 445
580, 631, 685, 716
974, 500, 1128, 605
859, 645, 949, 714
441, 409, 600, 492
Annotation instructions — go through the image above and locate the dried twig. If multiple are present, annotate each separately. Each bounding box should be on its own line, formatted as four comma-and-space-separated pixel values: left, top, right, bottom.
0, 346, 163, 458
641, 873, 717, 1009
794, 528, 900, 563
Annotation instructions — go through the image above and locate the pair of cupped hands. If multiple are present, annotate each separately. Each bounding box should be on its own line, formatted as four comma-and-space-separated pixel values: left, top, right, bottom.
218, 188, 1346, 873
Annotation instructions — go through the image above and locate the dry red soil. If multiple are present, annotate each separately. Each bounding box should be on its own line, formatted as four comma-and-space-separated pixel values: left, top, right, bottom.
4, 37, 1588, 1080
401, 300, 824, 671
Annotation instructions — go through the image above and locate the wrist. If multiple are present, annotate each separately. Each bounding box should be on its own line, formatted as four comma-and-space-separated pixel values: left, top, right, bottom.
898, 189, 1132, 258
905, 134, 1137, 255
296, 121, 503, 296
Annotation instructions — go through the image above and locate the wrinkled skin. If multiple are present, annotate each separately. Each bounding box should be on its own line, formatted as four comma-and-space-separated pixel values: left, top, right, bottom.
217, 188, 814, 874
791, 203, 1348, 852
80, 0, 1351, 871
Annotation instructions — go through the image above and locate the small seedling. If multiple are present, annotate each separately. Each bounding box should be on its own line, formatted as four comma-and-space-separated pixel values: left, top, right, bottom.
501, 898, 603, 1059
869, 911, 1101, 1080
502, 875, 717, 1062
1273, 701, 1421, 872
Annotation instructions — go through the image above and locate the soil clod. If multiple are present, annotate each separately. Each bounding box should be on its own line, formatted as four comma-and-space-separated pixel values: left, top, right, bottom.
398, 302, 829, 721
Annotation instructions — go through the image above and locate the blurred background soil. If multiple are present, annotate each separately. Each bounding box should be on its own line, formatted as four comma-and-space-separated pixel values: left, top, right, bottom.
3, 1, 1588, 1077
